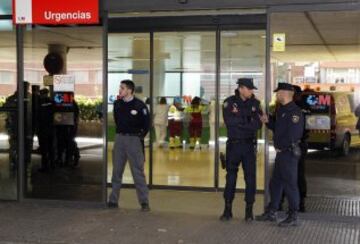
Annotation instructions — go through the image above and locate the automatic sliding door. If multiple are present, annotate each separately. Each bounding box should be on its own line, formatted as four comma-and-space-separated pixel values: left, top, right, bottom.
218, 30, 266, 191
107, 33, 151, 185
152, 32, 216, 187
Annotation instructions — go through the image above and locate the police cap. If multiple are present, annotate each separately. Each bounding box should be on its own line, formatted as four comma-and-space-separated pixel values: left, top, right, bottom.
273, 83, 294, 92
237, 78, 257, 90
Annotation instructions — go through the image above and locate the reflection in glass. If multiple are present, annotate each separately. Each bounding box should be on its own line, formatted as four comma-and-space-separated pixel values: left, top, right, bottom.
0, 20, 17, 200
23, 26, 104, 201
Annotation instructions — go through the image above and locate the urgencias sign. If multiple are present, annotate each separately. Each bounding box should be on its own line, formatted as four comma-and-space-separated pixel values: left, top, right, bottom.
13, 0, 99, 24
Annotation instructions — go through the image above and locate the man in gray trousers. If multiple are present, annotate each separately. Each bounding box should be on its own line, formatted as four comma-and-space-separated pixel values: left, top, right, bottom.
108, 79, 151, 211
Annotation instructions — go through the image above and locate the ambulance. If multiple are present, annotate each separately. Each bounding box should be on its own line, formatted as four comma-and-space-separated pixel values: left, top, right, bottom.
301, 91, 360, 156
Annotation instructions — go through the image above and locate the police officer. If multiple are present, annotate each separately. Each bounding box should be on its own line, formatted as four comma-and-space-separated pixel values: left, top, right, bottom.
4, 91, 19, 173
256, 83, 304, 227
108, 79, 151, 211
279, 85, 308, 212
68, 100, 80, 168
292, 85, 308, 212
220, 78, 262, 222
37, 88, 55, 172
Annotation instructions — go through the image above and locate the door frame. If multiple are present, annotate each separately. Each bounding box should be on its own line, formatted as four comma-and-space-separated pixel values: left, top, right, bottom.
106, 14, 268, 193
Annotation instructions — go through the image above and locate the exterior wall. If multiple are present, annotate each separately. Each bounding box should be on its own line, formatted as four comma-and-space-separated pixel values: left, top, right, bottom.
106, 0, 358, 12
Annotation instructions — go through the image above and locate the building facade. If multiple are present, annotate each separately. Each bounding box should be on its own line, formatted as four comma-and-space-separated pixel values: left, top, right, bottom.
0, 0, 360, 204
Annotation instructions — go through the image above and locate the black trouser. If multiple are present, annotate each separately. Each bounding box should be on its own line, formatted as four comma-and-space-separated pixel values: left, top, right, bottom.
56, 126, 78, 165
280, 142, 307, 206
270, 151, 300, 212
38, 130, 54, 169
298, 142, 308, 200
223, 139, 257, 204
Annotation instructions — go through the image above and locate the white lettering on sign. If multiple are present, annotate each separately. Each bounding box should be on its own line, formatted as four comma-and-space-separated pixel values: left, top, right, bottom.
13, 0, 99, 25
53, 75, 75, 92
44, 11, 92, 23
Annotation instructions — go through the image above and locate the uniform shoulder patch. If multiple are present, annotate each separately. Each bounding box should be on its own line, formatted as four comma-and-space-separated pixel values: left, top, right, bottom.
223, 101, 228, 108
143, 108, 148, 115
292, 115, 300, 123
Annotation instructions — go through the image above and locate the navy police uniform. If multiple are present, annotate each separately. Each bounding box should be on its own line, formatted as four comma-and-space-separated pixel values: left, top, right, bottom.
220, 78, 262, 221
256, 83, 304, 227
267, 101, 304, 213
293, 85, 308, 211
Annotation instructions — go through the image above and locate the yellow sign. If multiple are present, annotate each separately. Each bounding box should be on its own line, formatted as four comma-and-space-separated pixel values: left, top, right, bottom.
273, 33, 286, 52
43, 75, 53, 86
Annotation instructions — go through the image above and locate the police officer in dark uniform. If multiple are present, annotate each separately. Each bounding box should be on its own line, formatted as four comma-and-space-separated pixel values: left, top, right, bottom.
108, 79, 151, 211
220, 78, 263, 222
292, 85, 308, 212
256, 83, 304, 227
68, 100, 80, 168
37, 88, 55, 172
4, 91, 19, 173
279, 85, 308, 212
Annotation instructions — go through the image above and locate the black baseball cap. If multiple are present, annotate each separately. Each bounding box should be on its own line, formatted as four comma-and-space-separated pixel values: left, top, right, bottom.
273, 83, 294, 92
237, 78, 257, 90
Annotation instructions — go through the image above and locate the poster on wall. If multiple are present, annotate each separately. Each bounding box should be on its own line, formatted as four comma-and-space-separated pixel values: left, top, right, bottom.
53, 75, 75, 92
13, 0, 99, 25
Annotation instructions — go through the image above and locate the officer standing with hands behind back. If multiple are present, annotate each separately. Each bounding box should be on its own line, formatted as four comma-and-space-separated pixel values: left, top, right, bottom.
220, 78, 263, 222
256, 83, 304, 227
108, 79, 151, 211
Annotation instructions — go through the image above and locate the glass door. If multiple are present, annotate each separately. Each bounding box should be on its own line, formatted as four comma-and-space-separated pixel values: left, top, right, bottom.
107, 29, 266, 190
23, 26, 105, 201
0, 20, 18, 200
218, 30, 266, 191
152, 31, 216, 187
107, 33, 151, 185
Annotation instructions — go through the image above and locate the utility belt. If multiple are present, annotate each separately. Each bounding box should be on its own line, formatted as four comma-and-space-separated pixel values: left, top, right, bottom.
227, 138, 256, 145
118, 132, 142, 137
275, 142, 301, 157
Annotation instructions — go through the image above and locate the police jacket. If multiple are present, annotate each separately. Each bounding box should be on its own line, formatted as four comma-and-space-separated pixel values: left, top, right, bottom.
267, 101, 304, 150
113, 97, 150, 138
37, 96, 54, 131
223, 95, 262, 140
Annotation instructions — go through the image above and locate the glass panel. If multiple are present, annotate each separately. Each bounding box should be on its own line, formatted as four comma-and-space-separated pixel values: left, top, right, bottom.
271, 11, 360, 198
107, 33, 150, 184
0, 20, 17, 200
219, 30, 266, 190
23, 26, 104, 201
0, 0, 12, 15
153, 32, 216, 187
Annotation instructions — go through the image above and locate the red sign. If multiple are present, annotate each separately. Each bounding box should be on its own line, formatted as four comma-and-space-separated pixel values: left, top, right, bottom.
13, 0, 99, 25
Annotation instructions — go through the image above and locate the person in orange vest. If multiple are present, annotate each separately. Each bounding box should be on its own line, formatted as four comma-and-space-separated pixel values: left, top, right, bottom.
185, 96, 204, 149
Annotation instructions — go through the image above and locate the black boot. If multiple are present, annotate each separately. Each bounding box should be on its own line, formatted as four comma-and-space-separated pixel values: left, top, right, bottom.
255, 209, 277, 222
245, 204, 253, 221
278, 210, 299, 227
220, 201, 233, 221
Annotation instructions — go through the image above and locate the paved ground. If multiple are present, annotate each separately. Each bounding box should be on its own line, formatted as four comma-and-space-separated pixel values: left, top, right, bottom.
0, 190, 359, 244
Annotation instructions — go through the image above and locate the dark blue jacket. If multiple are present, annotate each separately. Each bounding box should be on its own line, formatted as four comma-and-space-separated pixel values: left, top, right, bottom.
113, 97, 150, 137
223, 95, 262, 140
267, 101, 304, 150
